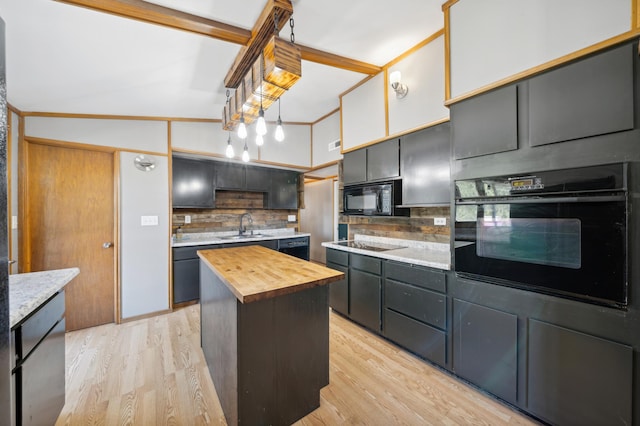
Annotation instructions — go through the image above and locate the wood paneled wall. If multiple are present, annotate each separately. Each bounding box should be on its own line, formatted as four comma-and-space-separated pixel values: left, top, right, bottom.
172, 191, 297, 234
341, 206, 450, 244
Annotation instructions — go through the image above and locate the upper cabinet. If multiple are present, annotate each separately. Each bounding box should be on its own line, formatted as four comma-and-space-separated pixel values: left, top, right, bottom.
341, 74, 387, 152
528, 43, 634, 147
172, 157, 215, 209
447, 0, 630, 99
401, 123, 450, 206
268, 169, 299, 209
451, 85, 518, 160
215, 162, 246, 190
342, 139, 400, 185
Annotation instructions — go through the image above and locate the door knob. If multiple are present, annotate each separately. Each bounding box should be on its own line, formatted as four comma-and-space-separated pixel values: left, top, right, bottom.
103, 242, 113, 249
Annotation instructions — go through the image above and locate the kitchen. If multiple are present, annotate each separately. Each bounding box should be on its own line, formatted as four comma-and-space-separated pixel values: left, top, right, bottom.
1, 0, 640, 425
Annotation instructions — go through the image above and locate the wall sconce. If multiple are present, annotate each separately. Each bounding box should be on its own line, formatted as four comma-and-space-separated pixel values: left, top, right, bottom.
389, 70, 408, 99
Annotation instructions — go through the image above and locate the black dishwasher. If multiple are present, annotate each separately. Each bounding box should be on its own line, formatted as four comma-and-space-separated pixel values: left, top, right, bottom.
277, 236, 310, 260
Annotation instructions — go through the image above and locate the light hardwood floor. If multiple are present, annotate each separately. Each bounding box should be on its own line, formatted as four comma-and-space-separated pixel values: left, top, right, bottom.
57, 305, 538, 425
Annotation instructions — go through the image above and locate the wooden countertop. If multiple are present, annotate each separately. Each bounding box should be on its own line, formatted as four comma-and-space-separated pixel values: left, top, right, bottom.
197, 245, 344, 303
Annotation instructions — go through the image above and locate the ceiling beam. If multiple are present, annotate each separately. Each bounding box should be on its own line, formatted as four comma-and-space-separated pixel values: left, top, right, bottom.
55, 0, 252, 45
57, 0, 381, 77
298, 44, 382, 75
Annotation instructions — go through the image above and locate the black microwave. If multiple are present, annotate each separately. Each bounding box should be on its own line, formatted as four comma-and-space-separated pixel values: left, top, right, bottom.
343, 181, 409, 216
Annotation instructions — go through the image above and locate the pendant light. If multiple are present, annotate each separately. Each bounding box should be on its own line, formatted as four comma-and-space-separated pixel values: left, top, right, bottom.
274, 98, 284, 142
242, 141, 250, 162
256, 57, 267, 137
225, 132, 235, 158
238, 111, 247, 139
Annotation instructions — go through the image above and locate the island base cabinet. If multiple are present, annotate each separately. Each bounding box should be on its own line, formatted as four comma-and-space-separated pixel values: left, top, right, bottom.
527, 319, 633, 426
384, 309, 446, 367
19, 318, 66, 426
452, 299, 518, 404
200, 261, 329, 426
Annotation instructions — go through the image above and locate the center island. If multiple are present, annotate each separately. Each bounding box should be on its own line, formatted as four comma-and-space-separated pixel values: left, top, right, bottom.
197, 245, 345, 426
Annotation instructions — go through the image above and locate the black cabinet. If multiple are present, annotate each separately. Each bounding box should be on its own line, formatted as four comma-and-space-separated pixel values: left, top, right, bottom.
383, 262, 448, 367
452, 299, 518, 404
342, 149, 367, 185
527, 319, 633, 425
246, 166, 270, 192
528, 43, 634, 147
367, 139, 400, 182
172, 157, 216, 208
343, 139, 400, 185
326, 249, 349, 315
400, 123, 450, 206
268, 169, 299, 209
349, 254, 382, 332
13, 291, 66, 426
215, 162, 245, 190
451, 84, 518, 159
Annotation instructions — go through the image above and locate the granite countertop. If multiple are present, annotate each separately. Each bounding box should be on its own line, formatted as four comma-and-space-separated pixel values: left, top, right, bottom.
172, 229, 311, 247
198, 245, 343, 303
10, 268, 80, 329
322, 235, 451, 270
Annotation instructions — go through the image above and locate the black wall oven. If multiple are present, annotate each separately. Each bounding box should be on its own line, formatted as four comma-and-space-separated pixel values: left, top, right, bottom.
454, 163, 628, 309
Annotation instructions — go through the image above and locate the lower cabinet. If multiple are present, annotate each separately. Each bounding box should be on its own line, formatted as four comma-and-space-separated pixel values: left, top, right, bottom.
13, 291, 66, 426
527, 319, 633, 425
327, 249, 349, 316
349, 269, 381, 332
452, 299, 518, 404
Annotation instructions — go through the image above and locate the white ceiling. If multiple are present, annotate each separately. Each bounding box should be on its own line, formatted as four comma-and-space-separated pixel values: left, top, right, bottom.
0, 0, 444, 122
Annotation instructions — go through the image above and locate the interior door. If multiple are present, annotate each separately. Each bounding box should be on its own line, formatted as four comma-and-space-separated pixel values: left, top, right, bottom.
23, 141, 115, 331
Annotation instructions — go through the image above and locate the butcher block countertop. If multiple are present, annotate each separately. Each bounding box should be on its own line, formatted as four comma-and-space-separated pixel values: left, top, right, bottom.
197, 245, 344, 303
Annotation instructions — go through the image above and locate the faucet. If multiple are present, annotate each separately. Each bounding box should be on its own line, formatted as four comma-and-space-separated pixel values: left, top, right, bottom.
239, 213, 253, 235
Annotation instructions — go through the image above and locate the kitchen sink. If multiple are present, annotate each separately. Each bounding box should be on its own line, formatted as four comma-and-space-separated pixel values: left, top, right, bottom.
220, 233, 270, 240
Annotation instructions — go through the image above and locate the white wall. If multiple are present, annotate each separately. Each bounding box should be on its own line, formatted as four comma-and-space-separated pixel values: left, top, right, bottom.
341, 73, 386, 151
388, 35, 449, 135
119, 151, 170, 319
449, 0, 630, 98
170, 120, 259, 161
259, 123, 311, 167
25, 117, 168, 153
311, 110, 342, 167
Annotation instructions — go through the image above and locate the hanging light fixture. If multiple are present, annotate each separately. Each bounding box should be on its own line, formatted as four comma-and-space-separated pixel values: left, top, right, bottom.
237, 111, 248, 139
256, 133, 264, 146
256, 57, 267, 137
242, 141, 250, 162
225, 132, 235, 158
274, 97, 284, 142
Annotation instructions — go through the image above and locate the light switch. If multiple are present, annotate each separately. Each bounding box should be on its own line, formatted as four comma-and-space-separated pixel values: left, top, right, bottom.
141, 215, 159, 226
434, 217, 447, 226
185, 215, 191, 224
288, 215, 297, 222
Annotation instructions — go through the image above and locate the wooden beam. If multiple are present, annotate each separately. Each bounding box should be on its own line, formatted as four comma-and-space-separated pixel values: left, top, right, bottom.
55, 0, 251, 45
224, 0, 294, 88
298, 44, 382, 75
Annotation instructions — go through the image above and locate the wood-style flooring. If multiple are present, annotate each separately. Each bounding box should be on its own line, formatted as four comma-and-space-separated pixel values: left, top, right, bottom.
57, 305, 538, 425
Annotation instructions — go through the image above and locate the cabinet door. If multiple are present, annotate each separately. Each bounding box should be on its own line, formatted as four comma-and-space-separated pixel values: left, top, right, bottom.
527, 319, 632, 425
215, 162, 246, 190
342, 149, 367, 185
367, 139, 399, 182
529, 43, 634, 147
246, 166, 270, 192
327, 262, 348, 315
173, 258, 200, 303
384, 309, 446, 367
401, 123, 450, 205
21, 319, 66, 426
172, 157, 215, 208
269, 170, 298, 209
451, 85, 518, 159
349, 269, 381, 331
453, 299, 518, 404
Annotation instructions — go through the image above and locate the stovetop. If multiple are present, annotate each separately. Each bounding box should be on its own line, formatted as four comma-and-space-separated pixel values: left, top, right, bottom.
335, 240, 406, 252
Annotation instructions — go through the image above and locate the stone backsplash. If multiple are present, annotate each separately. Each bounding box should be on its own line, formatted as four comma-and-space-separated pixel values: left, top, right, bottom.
172, 190, 297, 234
340, 206, 451, 244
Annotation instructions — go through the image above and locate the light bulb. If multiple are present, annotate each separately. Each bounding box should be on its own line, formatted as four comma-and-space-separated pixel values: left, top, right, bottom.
238, 117, 247, 139
225, 142, 234, 158
256, 133, 264, 146
242, 145, 250, 162
389, 70, 402, 85
274, 118, 284, 142
256, 109, 267, 136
